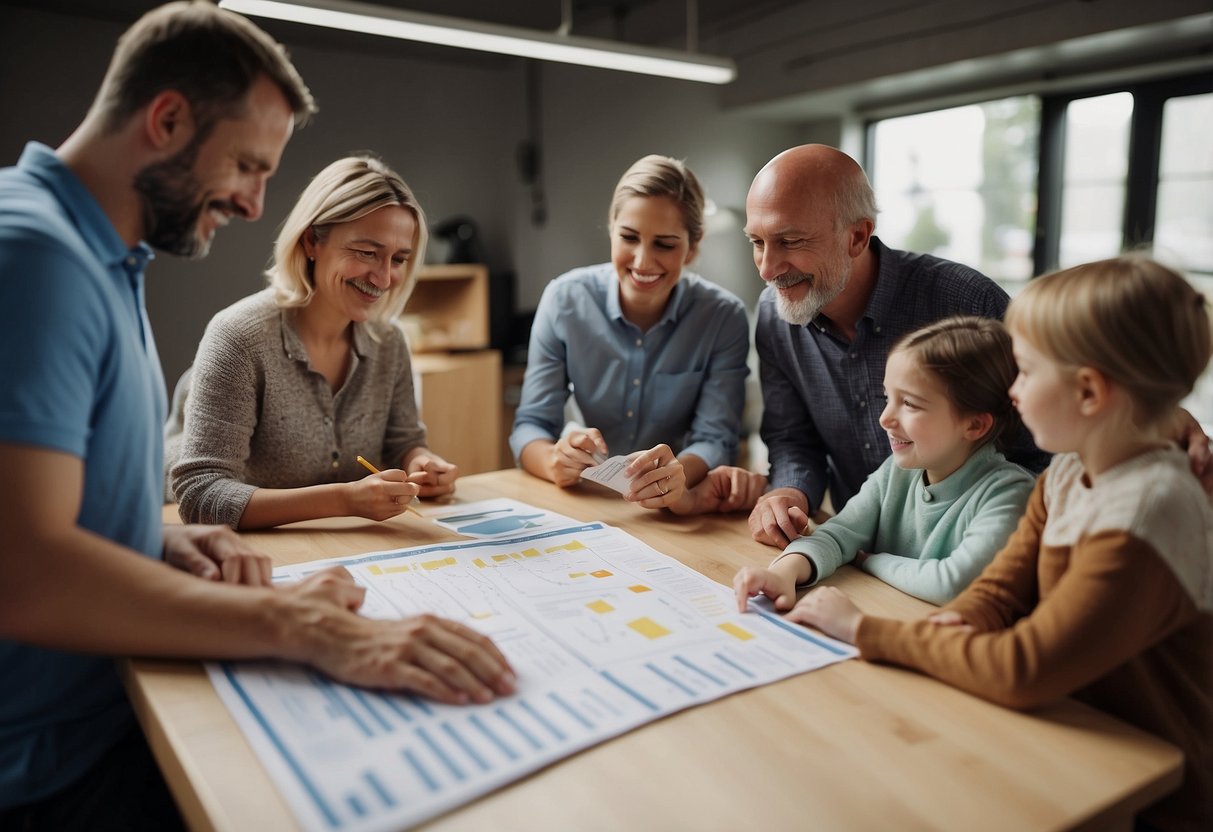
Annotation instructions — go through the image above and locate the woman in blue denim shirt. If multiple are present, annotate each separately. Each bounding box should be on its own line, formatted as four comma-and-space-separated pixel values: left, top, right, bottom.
510, 155, 750, 510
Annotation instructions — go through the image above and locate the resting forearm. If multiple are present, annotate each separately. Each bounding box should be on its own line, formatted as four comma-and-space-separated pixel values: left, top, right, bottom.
238, 483, 350, 529
678, 453, 709, 489
519, 439, 557, 483
0, 524, 287, 659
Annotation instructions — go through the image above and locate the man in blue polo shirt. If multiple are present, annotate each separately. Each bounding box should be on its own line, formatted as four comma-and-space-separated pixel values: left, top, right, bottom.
0, 3, 514, 828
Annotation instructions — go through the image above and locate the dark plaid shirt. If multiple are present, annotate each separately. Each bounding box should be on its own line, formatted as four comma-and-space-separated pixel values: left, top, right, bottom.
757, 236, 1048, 511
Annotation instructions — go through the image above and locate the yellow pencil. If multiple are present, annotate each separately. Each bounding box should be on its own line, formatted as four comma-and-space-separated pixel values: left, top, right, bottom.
356, 455, 424, 517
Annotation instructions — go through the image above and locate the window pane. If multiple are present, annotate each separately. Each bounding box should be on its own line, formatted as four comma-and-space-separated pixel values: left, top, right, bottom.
1058, 92, 1133, 268
1155, 93, 1213, 275
1182, 265, 1213, 425
1059, 184, 1127, 267
870, 96, 1039, 293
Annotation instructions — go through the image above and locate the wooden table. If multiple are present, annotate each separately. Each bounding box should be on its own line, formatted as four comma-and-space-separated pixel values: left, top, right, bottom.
128, 469, 1182, 831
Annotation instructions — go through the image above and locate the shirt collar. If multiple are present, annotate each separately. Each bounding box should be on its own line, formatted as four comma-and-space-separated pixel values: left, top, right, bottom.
280, 308, 376, 363
655, 278, 688, 327
17, 142, 152, 275
604, 266, 689, 329
858, 236, 898, 332
921, 443, 1002, 502
350, 320, 375, 358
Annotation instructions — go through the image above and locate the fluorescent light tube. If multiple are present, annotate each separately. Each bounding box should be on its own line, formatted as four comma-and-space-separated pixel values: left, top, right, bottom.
219, 0, 737, 84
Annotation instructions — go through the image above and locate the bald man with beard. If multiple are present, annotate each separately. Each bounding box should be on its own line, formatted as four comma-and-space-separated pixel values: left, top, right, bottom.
741, 145, 1048, 546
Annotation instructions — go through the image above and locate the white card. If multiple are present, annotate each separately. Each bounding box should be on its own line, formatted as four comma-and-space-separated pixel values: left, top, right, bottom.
580, 455, 634, 494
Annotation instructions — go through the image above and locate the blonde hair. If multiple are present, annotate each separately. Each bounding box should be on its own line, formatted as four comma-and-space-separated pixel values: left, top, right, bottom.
267, 156, 428, 328
892, 316, 1021, 452
1006, 255, 1211, 424
608, 155, 705, 245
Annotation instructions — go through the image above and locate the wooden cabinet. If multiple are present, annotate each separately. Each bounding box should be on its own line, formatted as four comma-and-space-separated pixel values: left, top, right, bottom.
413, 350, 503, 475
403, 263, 504, 474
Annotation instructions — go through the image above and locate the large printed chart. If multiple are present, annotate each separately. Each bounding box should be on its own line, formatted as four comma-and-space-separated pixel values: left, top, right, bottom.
208, 522, 856, 831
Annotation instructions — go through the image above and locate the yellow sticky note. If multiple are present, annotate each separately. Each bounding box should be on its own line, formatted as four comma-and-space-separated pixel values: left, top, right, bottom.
522, 548, 541, 558
718, 622, 754, 642
587, 599, 614, 614
628, 584, 651, 593
591, 569, 613, 578
568, 572, 586, 579
367, 565, 383, 576
628, 617, 671, 640
473, 558, 487, 569
492, 554, 510, 562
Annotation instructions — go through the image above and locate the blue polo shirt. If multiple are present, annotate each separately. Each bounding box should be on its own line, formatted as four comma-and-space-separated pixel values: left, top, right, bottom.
0, 142, 168, 807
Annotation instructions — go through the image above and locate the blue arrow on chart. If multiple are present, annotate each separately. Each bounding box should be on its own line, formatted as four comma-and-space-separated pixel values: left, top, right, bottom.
457, 514, 547, 535
436, 508, 514, 524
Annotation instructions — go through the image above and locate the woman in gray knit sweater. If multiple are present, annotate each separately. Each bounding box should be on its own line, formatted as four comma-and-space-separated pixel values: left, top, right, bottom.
169, 156, 457, 529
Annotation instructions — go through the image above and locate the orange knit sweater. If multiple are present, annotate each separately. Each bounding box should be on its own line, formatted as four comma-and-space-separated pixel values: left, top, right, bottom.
857, 449, 1213, 830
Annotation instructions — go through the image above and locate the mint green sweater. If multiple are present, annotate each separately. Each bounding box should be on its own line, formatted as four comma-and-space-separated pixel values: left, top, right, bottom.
781, 444, 1036, 605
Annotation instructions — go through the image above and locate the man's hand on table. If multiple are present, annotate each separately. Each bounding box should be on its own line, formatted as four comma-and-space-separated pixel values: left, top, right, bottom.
748, 487, 813, 548
164, 523, 273, 586
281, 567, 517, 705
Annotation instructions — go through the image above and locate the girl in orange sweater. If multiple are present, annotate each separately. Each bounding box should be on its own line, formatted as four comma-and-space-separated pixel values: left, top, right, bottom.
784, 256, 1213, 831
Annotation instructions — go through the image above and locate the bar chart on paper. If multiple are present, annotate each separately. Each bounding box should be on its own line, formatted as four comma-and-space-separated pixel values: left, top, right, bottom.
208, 521, 855, 832
424, 497, 581, 538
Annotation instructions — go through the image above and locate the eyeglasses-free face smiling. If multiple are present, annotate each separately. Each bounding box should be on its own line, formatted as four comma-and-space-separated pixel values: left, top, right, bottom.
879, 349, 991, 484
610, 195, 696, 327
134, 75, 295, 259
743, 177, 853, 327
303, 205, 417, 326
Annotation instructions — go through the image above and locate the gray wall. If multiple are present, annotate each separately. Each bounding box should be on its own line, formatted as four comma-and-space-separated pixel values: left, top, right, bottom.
0, 6, 797, 391
3, 1, 1207, 391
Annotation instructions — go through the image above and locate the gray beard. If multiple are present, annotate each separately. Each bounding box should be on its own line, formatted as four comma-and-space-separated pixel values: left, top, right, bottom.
773, 273, 846, 326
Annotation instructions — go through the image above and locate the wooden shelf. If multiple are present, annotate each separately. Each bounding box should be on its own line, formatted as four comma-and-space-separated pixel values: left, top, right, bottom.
402, 263, 489, 352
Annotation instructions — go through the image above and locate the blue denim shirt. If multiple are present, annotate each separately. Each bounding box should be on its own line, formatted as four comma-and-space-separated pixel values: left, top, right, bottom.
511, 263, 749, 469
757, 236, 1048, 512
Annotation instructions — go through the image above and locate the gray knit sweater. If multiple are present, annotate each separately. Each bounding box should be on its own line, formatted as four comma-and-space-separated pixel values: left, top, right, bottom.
168, 289, 427, 527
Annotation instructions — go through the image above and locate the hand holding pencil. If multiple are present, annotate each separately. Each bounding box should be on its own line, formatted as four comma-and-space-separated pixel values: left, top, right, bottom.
354, 455, 424, 519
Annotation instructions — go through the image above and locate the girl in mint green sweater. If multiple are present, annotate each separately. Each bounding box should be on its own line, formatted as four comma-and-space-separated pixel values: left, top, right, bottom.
735, 316, 1035, 607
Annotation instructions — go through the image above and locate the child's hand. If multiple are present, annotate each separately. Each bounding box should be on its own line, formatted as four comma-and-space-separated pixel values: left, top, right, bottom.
926, 610, 974, 633
785, 586, 862, 644
733, 566, 797, 613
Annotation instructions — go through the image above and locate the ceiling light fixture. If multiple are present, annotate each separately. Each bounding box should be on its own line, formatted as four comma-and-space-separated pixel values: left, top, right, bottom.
218, 0, 737, 84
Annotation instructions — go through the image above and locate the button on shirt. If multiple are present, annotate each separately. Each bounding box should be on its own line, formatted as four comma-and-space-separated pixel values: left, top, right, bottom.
510, 264, 750, 469
757, 237, 1049, 512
